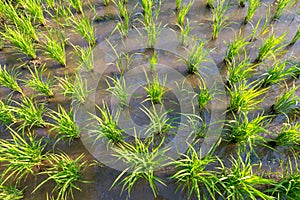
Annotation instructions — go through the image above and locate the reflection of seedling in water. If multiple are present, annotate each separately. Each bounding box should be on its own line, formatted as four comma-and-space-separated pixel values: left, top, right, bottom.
225, 34, 250, 64
0, 65, 22, 93
273, 123, 300, 149
272, 0, 296, 21
211, 0, 229, 40
106, 76, 129, 108
227, 58, 255, 86
176, 0, 193, 27
144, 73, 167, 104
244, 0, 260, 24
184, 41, 207, 74
72, 45, 94, 72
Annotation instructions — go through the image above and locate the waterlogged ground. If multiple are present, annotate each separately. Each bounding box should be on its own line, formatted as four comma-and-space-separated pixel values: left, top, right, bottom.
0, 0, 300, 199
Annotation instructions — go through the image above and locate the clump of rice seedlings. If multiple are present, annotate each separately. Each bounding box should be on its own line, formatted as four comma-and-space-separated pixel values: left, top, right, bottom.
141, 104, 174, 137
289, 26, 300, 45
176, 1, 193, 27
70, 15, 97, 46
149, 50, 158, 73
184, 41, 207, 74
256, 33, 287, 62
260, 61, 297, 87
106, 76, 129, 108
144, 74, 167, 104
228, 81, 268, 112
178, 19, 192, 47
2, 26, 37, 59
206, 0, 214, 9
238, 0, 246, 7
225, 34, 250, 64
111, 136, 168, 198
217, 154, 274, 200
0, 128, 46, 184
33, 153, 90, 200
0, 185, 24, 200
271, 85, 299, 115
69, 0, 84, 14
89, 104, 124, 145
171, 146, 221, 200
0, 65, 22, 93
272, 0, 296, 21
211, 0, 229, 40
227, 58, 255, 85
21, 0, 46, 25
198, 83, 212, 110
141, 0, 153, 26
72, 45, 94, 72
41, 29, 66, 66
244, 0, 261, 24
24, 65, 54, 98
12, 96, 46, 131
48, 105, 80, 144
225, 112, 269, 148
273, 122, 300, 148
56, 74, 90, 104
0, 98, 15, 125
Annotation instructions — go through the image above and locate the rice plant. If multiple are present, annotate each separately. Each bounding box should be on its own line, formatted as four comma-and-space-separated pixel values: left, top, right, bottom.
211, 0, 229, 40
21, 0, 46, 25
260, 61, 297, 87
70, 15, 97, 46
225, 35, 250, 64
227, 58, 255, 85
2, 26, 37, 59
176, 1, 193, 27
111, 136, 168, 198
184, 41, 207, 74
228, 81, 268, 112
256, 33, 287, 62
48, 105, 80, 144
0, 128, 46, 184
103, 0, 110, 6
141, 0, 153, 26
41, 29, 66, 66
12, 96, 46, 131
69, 0, 84, 14
72, 45, 94, 72
273, 122, 300, 148
0, 65, 22, 93
217, 154, 274, 200
0, 185, 24, 200
206, 0, 214, 9
244, 0, 261, 24
106, 76, 129, 108
145, 21, 163, 49
272, 0, 296, 21
33, 153, 90, 200
290, 26, 300, 45
24, 65, 54, 97
0, 98, 15, 125
176, 0, 182, 11
249, 11, 271, 42
89, 104, 124, 145
271, 85, 299, 115
178, 19, 192, 47
144, 74, 167, 104
45, 0, 55, 9
149, 50, 158, 73
198, 85, 212, 110
171, 146, 221, 200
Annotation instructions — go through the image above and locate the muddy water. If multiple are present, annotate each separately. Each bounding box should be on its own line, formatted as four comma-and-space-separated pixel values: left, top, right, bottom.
0, 0, 300, 199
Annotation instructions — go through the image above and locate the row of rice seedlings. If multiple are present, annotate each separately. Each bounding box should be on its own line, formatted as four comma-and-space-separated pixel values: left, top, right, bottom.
106, 76, 129, 108
211, 0, 229, 40
227, 58, 256, 85
244, 0, 261, 24
273, 122, 300, 149
272, 0, 296, 21
0, 65, 22, 94
224, 34, 250, 64
20, 0, 46, 26
0, 185, 24, 200
72, 45, 94, 72
33, 153, 90, 200
184, 41, 207, 74
228, 81, 269, 112
176, 0, 193, 27
144, 73, 167, 104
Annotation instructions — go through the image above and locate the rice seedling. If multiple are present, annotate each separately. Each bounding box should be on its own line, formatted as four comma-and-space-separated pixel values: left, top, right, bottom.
70, 15, 97, 46
290, 26, 300, 45
224, 35, 250, 64
56, 73, 90, 104
0, 65, 22, 93
145, 21, 163, 49
271, 85, 299, 115
12, 96, 46, 131
141, 0, 153, 26
144, 74, 167, 104
106, 76, 129, 108
272, 0, 296, 21
211, 0, 229, 40
225, 112, 269, 148
103, 0, 110, 6
45, 0, 55, 9
206, 0, 214, 9
0, 185, 24, 200
227, 58, 255, 85
176, 1, 193, 27
2, 26, 37, 59
249, 11, 271, 42
217, 154, 274, 200
0, 98, 15, 125
48, 105, 80, 144
256, 33, 287, 62
69, 0, 84, 14
111, 136, 168, 198
21, 0, 46, 25
228, 81, 268, 112
178, 19, 192, 47
198, 84, 212, 110
0, 128, 46, 184
41, 29, 66, 66
238, 0, 246, 7
114, 0, 127, 19
260, 61, 297, 87
89, 104, 124, 145
244, 0, 261, 24
176, 0, 182, 11
149, 50, 158, 73
33, 153, 90, 200
184, 41, 207, 74
72, 45, 94, 72
171, 146, 221, 200
273, 122, 300, 148
24, 65, 54, 97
